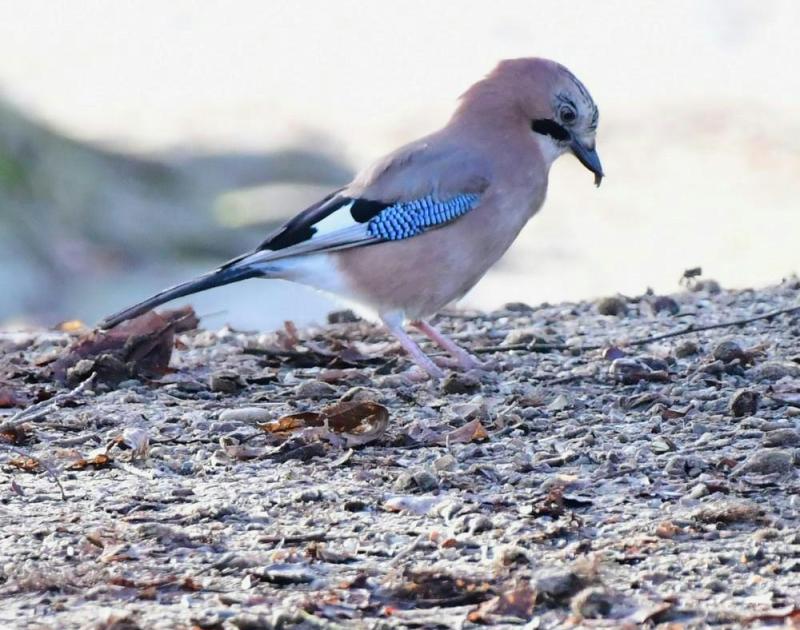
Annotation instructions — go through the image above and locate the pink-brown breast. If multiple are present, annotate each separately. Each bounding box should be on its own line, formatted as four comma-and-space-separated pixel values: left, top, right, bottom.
333, 168, 548, 319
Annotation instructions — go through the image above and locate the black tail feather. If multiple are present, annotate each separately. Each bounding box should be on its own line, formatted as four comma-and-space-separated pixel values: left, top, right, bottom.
98, 265, 261, 329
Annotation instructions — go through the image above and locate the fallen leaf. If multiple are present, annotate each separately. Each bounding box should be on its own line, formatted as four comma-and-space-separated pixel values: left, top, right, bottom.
51, 306, 198, 386
438, 419, 489, 445
262, 413, 318, 436
654, 520, 682, 539
468, 583, 537, 623
626, 600, 673, 624
269, 439, 327, 463
56, 320, 88, 333
381, 569, 492, 609
222, 441, 267, 460
8, 457, 41, 472
0, 387, 25, 409
69, 453, 112, 470
261, 401, 388, 448
0, 424, 30, 445
741, 605, 800, 624
99, 543, 140, 563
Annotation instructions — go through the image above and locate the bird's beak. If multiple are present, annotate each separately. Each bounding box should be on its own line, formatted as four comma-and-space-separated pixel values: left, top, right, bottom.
570, 136, 604, 187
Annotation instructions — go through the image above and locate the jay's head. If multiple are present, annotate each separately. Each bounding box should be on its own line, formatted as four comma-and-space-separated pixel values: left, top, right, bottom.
459, 57, 603, 186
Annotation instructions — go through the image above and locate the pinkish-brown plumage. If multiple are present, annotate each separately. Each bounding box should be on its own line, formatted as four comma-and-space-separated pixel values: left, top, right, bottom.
100, 57, 602, 378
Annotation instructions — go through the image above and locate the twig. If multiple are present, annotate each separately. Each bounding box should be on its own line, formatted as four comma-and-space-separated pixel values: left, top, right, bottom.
258, 531, 329, 544
8, 373, 96, 424
0, 444, 67, 501
473, 303, 800, 355
474, 342, 571, 354
616, 302, 800, 348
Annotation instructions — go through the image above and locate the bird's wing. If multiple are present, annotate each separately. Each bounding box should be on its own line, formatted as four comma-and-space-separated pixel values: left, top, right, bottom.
236, 140, 492, 267
99, 142, 491, 329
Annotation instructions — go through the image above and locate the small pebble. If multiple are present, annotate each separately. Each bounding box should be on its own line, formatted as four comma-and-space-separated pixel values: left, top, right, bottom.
644, 295, 680, 316
412, 469, 439, 492
442, 372, 480, 394
534, 569, 586, 600
734, 448, 794, 475
609, 358, 668, 384
596, 296, 628, 316
433, 454, 457, 472
327, 309, 360, 324
712, 340, 745, 363
729, 389, 759, 418
504, 302, 534, 312
692, 279, 722, 294
675, 340, 699, 358
218, 407, 271, 424
748, 361, 800, 382
208, 371, 244, 393
763, 428, 800, 447
295, 380, 337, 399
570, 586, 613, 619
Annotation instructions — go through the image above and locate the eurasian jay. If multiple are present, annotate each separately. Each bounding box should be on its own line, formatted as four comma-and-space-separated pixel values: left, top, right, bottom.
100, 57, 603, 378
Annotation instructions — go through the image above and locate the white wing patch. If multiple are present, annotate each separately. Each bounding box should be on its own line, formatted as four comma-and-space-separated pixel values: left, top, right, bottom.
306, 199, 359, 235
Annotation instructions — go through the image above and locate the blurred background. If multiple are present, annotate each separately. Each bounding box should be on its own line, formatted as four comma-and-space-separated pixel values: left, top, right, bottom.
1, 0, 798, 331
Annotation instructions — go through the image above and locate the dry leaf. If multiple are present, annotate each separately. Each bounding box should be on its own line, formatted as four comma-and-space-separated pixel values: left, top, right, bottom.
0, 424, 30, 445
654, 520, 681, 539
222, 442, 267, 460
69, 453, 112, 470
468, 583, 537, 623
99, 543, 140, 563
51, 306, 198, 386
262, 401, 388, 448
56, 320, 88, 333
382, 570, 492, 608
8, 457, 41, 472
0, 387, 25, 409
438, 419, 489, 445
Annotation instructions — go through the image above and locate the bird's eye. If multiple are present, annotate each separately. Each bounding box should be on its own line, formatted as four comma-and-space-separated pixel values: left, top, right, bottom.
560, 108, 577, 124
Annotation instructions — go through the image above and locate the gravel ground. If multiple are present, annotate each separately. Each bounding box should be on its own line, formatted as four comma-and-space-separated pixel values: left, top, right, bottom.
2, 279, 800, 629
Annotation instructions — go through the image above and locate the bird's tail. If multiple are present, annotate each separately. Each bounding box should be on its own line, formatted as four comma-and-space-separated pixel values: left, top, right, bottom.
98, 263, 262, 329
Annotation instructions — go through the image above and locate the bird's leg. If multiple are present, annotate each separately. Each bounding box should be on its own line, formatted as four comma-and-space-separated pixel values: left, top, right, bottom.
412, 319, 483, 371
381, 315, 444, 379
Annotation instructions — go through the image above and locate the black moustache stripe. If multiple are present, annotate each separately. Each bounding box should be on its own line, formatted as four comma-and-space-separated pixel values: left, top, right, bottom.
531, 119, 570, 142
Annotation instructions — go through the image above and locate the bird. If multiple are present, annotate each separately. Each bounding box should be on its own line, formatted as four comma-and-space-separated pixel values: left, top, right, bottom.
100, 57, 602, 379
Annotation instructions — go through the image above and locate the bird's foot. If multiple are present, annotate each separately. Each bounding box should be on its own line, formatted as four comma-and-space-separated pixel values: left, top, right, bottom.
382, 315, 445, 380
412, 319, 484, 372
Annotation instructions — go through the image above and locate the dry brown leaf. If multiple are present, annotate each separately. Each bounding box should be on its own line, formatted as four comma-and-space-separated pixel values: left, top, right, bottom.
0, 424, 30, 445
0, 387, 26, 409
69, 453, 112, 470
654, 520, 682, 539
468, 583, 537, 623
741, 605, 800, 624
262, 413, 319, 435
51, 306, 198, 386
438, 419, 489, 445
261, 401, 388, 447
56, 320, 88, 333
8, 457, 41, 472
627, 600, 673, 624
222, 442, 267, 460
383, 570, 492, 609
99, 543, 139, 563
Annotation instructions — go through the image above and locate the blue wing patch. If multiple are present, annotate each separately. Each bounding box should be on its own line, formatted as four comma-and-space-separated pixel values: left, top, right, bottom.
247, 191, 481, 264
367, 193, 480, 241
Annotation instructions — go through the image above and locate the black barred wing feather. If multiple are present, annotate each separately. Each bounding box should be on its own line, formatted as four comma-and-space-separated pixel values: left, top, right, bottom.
247, 191, 482, 264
